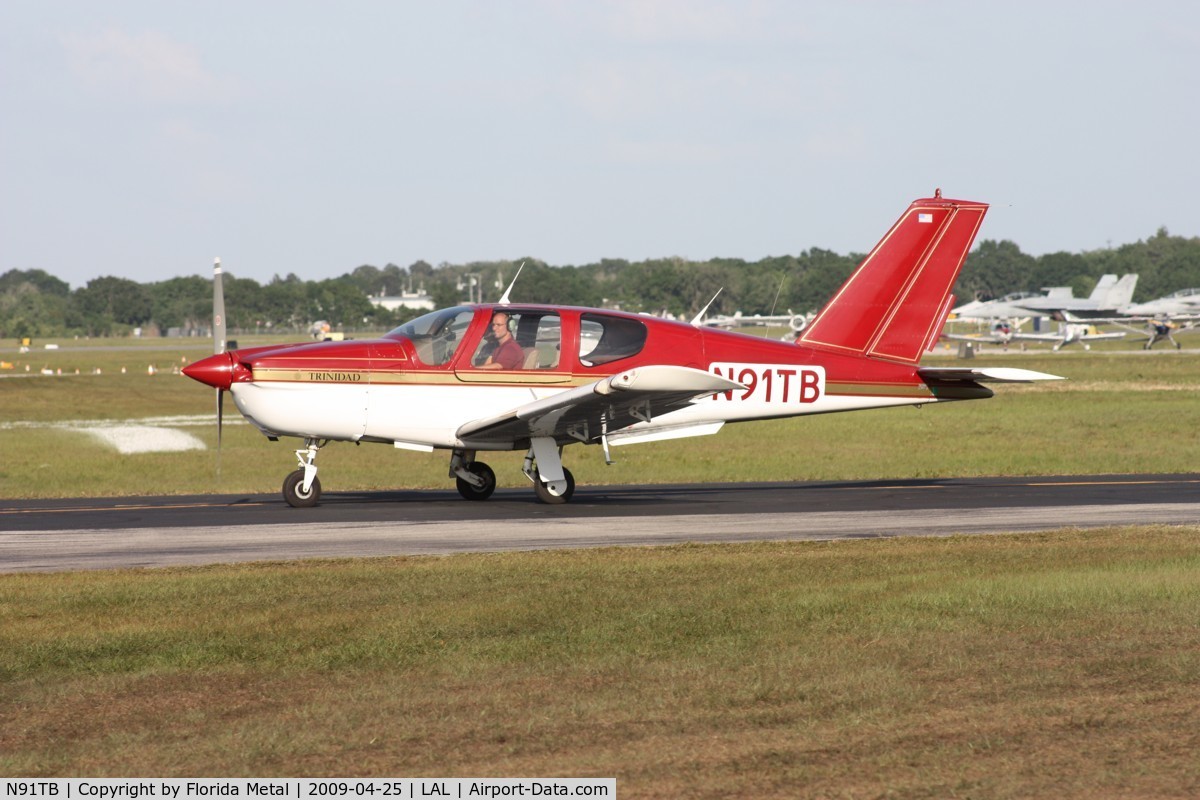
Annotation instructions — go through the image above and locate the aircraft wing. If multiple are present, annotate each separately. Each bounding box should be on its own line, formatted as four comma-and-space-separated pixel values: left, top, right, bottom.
1076, 318, 1200, 339
1064, 311, 1200, 325
1009, 332, 1070, 343
456, 365, 744, 447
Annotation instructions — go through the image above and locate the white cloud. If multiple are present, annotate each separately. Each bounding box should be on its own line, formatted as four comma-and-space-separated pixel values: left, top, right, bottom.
61, 28, 228, 103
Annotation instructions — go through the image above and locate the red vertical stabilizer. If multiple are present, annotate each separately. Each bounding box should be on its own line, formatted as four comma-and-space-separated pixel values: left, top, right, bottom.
799, 193, 988, 364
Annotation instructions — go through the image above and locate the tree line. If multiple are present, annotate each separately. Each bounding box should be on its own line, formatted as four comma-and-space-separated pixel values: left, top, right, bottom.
3, 227, 1198, 340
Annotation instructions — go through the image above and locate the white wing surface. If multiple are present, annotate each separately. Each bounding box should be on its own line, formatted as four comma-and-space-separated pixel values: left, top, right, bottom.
456, 365, 744, 447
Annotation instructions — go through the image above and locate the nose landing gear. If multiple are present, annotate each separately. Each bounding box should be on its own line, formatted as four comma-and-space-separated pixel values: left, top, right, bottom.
283, 439, 324, 508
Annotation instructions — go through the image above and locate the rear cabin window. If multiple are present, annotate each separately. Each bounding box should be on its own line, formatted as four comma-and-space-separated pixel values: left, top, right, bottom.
578, 313, 648, 366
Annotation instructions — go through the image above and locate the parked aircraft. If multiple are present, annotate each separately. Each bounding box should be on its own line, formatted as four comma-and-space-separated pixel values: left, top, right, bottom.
950, 274, 1142, 322
943, 320, 1125, 351
941, 319, 1024, 349
1065, 312, 1199, 349
183, 192, 1061, 507
1019, 323, 1125, 351
1011, 274, 1139, 319
1139, 319, 1187, 350
950, 291, 1051, 322
702, 310, 811, 334
1122, 287, 1200, 318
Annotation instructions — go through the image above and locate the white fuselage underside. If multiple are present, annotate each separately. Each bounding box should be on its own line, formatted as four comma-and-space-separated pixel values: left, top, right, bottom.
231, 381, 935, 449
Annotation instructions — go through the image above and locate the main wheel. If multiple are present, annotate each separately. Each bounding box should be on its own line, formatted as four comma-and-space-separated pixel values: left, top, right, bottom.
283, 469, 321, 508
533, 467, 575, 505
456, 461, 496, 501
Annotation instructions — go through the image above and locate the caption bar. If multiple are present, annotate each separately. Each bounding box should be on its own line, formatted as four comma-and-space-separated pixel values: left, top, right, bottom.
2, 781, 615, 800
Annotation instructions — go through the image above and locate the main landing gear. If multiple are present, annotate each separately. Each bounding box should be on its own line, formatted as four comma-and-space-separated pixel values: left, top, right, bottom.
522, 437, 575, 504
450, 450, 497, 501
280, 437, 578, 508
450, 436, 576, 505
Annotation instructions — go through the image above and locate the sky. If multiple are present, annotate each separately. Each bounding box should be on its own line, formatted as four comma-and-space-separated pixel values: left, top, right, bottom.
2, 1, 1198, 289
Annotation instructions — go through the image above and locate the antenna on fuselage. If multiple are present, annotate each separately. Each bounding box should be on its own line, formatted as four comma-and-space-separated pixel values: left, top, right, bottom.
690, 288, 723, 327
497, 261, 524, 305
764, 274, 787, 338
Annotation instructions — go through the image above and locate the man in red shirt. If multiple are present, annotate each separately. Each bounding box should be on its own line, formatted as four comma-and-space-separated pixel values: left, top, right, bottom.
480, 311, 525, 370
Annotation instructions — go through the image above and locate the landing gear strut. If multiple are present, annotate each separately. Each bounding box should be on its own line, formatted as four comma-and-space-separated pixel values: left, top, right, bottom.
283, 438, 324, 508
523, 436, 575, 504
451, 449, 497, 501
449, 440, 578, 504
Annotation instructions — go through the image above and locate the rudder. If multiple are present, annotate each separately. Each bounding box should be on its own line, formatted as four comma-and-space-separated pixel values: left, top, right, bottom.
799, 192, 988, 364
1104, 274, 1138, 309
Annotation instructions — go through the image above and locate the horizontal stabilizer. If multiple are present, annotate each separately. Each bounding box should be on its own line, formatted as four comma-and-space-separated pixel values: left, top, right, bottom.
918, 366, 1064, 383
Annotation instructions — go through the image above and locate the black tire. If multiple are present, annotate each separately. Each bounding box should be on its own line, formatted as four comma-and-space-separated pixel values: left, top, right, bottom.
456, 461, 496, 501
533, 467, 575, 505
283, 469, 321, 508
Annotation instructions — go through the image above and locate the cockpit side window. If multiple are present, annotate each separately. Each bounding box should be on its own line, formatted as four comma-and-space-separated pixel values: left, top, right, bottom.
388, 306, 474, 366
471, 310, 562, 369
578, 313, 648, 367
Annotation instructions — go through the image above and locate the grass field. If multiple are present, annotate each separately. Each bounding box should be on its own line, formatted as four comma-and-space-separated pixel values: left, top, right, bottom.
3, 336, 1200, 795
3, 529, 1200, 796
2, 335, 1198, 499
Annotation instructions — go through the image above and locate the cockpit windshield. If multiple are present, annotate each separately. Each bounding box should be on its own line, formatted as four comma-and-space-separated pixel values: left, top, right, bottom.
386, 306, 475, 366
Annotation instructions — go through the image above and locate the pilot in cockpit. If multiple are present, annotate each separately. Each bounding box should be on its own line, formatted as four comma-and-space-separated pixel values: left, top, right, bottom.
478, 311, 525, 370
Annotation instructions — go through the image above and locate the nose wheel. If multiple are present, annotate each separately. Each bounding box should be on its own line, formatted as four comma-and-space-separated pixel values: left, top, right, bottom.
283, 438, 324, 508
283, 469, 322, 508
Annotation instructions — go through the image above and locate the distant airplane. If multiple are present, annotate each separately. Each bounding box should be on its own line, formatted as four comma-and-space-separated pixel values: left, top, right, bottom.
950, 291, 1048, 322
943, 320, 1125, 351
1122, 287, 1200, 318
950, 274, 1138, 322
701, 310, 811, 333
1011, 274, 1138, 319
1012, 271, 1132, 316
1140, 320, 1186, 350
1019, 323, 1126, 351
941, 320, 1024, 349
1066, 313, 1199, 350
1056, 285, 1200, 347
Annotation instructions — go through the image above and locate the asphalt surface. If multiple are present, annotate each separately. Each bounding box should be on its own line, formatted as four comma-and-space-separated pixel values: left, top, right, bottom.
2, 474, 1198, 572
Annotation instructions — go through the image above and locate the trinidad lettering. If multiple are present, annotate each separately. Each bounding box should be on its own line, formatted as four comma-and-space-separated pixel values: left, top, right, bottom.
307, 372, 363, 382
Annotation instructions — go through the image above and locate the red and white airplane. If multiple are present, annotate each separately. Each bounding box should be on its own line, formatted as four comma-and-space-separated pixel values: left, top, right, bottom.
184, 191, 1062, 507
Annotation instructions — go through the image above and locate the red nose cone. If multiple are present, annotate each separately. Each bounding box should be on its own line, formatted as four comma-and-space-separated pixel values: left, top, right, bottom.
183, 352, 236, 390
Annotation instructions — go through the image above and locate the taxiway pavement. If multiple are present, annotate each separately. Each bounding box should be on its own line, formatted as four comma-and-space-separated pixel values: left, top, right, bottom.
2, 474, 1198, 572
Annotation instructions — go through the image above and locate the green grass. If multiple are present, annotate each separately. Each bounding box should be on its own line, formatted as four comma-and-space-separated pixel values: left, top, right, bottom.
3, 529, 1200, 796
2, 348, 1199, 498
4, 339, 1200, 794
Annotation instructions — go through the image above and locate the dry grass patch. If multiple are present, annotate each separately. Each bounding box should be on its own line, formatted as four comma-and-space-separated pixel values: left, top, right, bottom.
3, 528, 1200, 797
